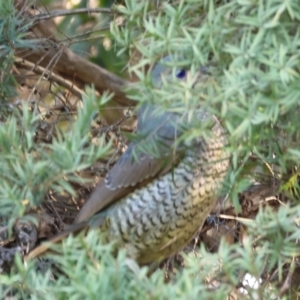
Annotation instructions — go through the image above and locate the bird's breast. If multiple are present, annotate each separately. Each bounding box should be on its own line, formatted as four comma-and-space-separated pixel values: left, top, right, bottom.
101, 122, 229, 264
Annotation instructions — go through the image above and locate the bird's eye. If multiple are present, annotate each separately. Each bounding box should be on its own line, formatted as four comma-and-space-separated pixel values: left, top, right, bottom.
175, 69, 186, 79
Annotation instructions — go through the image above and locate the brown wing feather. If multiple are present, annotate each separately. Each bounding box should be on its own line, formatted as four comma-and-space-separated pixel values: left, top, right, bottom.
75, 180, 134, 223
75, 147, 181, 223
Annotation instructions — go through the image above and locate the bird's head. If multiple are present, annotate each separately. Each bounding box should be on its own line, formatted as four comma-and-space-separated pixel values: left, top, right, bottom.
136, 56, 212, 154
151, 55, 209, 88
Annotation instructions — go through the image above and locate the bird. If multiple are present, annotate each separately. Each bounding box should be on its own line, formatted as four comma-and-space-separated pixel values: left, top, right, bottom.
26, 56, 229, 265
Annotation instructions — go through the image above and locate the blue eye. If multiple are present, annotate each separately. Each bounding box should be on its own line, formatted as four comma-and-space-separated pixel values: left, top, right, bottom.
175, 69, 186, 79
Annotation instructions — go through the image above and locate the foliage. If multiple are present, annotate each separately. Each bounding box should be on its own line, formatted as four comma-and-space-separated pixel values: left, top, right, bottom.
112, 0, 300, 206
0, 0, 29, 99
3, 206, 300, 300
0, 0, 300, 299
0, 88, 112, 219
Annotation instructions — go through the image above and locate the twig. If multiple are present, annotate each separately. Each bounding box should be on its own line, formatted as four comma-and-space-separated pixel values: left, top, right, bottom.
33, 8, 116, 25
218, 214, 254, 224
279, 258, 295, 296
14, 57, 84, 99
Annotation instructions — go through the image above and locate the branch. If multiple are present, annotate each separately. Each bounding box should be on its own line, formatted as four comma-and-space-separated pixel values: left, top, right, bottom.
32, 8, 116, 25
14, 57, 84, 99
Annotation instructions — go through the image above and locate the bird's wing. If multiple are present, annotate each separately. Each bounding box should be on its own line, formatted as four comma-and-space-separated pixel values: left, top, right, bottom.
105, 141, 175, 189
75, 143, 181, 223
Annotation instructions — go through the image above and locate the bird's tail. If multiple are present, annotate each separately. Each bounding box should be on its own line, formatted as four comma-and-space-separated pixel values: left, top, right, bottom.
24, 221, 88, 261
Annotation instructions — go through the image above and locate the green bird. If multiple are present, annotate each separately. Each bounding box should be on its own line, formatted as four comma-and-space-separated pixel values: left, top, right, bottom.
27, 57, 229, 265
